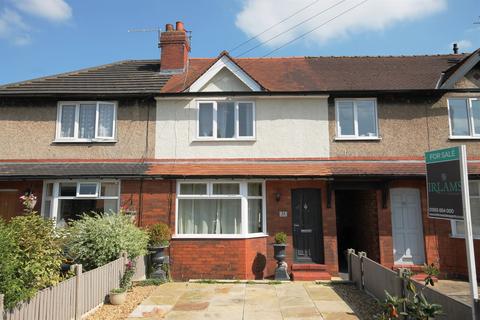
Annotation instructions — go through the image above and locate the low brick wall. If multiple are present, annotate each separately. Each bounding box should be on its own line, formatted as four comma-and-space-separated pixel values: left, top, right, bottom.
170, 237, 268, 280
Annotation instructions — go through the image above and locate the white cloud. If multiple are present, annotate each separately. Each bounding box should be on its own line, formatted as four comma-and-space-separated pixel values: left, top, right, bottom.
235, 0, 447, 51
0, 8, 31, 46
452, 39, 472, 51
12, 0, 72, 22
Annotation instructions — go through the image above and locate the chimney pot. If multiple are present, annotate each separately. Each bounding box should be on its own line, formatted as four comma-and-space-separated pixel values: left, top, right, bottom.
176, 21, 185, 31
165, 23, 174, 32
453, 43, 459, 54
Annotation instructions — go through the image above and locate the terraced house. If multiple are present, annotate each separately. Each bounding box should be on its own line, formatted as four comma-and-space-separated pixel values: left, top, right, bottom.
1, 21, 480, 281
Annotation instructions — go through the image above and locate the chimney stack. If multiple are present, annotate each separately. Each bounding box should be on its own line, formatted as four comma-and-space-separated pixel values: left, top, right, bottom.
159, 21, 190, 74
453, 43, 459, 54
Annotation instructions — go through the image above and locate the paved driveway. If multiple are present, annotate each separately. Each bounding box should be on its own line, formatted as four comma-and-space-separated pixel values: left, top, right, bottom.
128, 282, 361, 320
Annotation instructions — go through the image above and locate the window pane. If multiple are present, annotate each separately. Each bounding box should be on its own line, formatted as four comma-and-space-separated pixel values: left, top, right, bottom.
60, 183, 76, 196
178, 199, 241, 234
180, 183, 207, 195
199, 103, 213, 137
60, 105, 76, 138
45, 183, 54, 197
239, 102, 254, 137
338, 102, 354, 136
212, 183, 240, 195
248, 183, 262, 196
456, 198, 480, 236
471, 100, 480, 135
217, 102, 235, 138
78, 183, 98, 196
449, 99, 470, 136
79, 104, 96, 139
101, 182, 119, 197
357, 101, 377, 137
248, 199, 263, 233
57, 199, 117, 225
470, 181, 479, 197
43, 200, 51, 218
98, 103, 114, 138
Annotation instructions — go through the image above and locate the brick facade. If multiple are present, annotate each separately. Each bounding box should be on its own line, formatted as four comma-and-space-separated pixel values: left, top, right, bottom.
0, 180, 43, 219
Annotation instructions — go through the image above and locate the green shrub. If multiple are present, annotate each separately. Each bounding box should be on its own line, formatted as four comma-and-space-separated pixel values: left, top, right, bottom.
0, 214, 64, 309
148, 222, 171, 247
65, 213, 148, 270
274, 232, 287, 244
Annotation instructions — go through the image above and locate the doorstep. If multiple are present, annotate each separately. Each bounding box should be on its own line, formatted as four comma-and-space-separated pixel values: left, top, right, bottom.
291, 264, 332, 281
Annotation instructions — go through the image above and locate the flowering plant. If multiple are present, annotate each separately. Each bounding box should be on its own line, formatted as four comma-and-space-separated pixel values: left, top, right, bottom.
20, 193, 37, 214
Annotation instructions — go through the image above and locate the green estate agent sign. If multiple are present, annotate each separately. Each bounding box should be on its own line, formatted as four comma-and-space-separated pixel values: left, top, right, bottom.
425, 146, 464, 220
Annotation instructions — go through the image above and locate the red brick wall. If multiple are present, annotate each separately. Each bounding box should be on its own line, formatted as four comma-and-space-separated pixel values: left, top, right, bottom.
265, 180, 338, 276
170, 237, 267, 280
120, 179, 175, 228
0, 180, 43, 219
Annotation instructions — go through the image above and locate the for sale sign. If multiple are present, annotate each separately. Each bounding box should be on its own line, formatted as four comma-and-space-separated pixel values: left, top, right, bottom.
425, 146, 464, 220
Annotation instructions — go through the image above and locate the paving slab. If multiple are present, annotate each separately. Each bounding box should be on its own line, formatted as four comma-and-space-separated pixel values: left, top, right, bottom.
129, 282, 367, 319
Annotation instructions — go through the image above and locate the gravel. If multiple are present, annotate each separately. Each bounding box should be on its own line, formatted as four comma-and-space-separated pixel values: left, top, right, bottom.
86, 285, 158, 320
330, 282, 382, 320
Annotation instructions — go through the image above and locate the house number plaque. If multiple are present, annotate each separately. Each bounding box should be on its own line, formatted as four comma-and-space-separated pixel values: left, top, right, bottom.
279, 210, 288, 217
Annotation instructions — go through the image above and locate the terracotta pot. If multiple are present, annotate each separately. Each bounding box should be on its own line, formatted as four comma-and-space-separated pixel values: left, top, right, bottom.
109, 291, 127, 305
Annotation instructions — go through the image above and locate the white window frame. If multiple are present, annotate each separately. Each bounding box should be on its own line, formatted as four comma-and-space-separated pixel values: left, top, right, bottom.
448, 98, 480, 139
175, 180, 266, 239
196, 100, 256, 141
76, 182, 100, 198
55, 101, 117, 142
41, 180, 121, 222
451, 180, 480, 239
335, 98, 379, 140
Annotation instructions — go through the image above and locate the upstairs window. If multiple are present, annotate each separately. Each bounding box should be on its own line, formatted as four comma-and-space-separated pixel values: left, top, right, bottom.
448, 98, 480, 138
56, 102, 116, 142
197, 101, 255, 139
335, 99, 378, 139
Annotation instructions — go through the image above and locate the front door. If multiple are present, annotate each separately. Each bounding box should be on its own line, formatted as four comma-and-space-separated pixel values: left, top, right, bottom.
292, 188, 324, 263
0, 191, 18, 221
391, 188, 425, 265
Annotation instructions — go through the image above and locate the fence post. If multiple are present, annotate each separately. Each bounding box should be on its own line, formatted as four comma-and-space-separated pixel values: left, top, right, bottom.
74, 264, 82, 320
358, 251, 367, 290
0, 293, 4, 316
347, 248, 355, 281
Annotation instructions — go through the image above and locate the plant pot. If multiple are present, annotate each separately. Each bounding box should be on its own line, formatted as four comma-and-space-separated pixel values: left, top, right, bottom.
273, 243, 290, 281
148, 245, 169, 280
109, 291, 127, 305
273, 243, 287, 263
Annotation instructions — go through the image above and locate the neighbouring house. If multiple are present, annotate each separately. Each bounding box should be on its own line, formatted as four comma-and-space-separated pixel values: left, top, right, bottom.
1, 21, 480, 281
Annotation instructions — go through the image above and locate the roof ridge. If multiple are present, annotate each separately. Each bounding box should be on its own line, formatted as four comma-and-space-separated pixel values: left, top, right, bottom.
0, 60, 133, 89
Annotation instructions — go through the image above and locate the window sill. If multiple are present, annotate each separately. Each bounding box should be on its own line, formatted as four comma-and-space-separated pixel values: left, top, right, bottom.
448, 136, 480, 140
193, 138, 256, 142
449, 234, 480, 240
334, 136, 382, 141
172, 233, 268, 240
53, 139, 117, 144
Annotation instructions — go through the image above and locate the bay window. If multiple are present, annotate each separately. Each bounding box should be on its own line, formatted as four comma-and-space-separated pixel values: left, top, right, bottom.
335, 99, 378, 139
451, 180, 480, 238
56, 101, 117, 142
176, 181, 265, 238
448, 98, 480, 138
42, 180, 120, 225
197, 101, 255, 139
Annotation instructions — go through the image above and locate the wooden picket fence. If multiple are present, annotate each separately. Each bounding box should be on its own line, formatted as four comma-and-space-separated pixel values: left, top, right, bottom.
0, 255, 147, 320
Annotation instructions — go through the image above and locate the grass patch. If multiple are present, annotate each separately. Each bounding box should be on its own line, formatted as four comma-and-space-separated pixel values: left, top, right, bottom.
134, 279, 166, 286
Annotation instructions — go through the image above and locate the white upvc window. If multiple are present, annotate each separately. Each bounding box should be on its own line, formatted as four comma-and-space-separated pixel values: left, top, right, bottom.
335, 98, 379, 139
56, 101, 117, 142
197, 100, 255, 140
451, 180, 480, 238
42, 180, 120, 225
175, 180, 266, 238
448, 98, 480, 138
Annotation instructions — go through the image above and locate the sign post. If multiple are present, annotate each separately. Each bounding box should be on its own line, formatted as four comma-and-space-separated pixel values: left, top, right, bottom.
426, 145, 478, 319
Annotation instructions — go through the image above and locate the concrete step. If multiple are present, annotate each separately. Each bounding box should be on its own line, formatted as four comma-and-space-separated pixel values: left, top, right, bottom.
292, 271, 331, 281
291, 264, 328, 271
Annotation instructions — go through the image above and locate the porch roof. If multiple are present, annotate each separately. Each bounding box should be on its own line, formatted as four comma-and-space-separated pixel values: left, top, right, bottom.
2, 159, 480, 179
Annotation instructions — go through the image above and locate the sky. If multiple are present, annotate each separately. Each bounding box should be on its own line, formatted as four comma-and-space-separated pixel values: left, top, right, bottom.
0, 0, 479, 85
